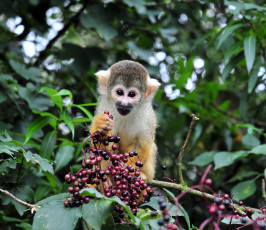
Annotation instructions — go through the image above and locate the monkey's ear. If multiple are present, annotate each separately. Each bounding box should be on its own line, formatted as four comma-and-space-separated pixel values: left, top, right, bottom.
145, 77, 161, 98
95, 70, 110, 95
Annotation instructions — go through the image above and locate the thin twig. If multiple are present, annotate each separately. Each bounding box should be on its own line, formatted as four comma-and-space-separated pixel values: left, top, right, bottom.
147, 180, 260, 214
34, 1, 90, 65
0, 188, 40, 213
177, 114, 199, 185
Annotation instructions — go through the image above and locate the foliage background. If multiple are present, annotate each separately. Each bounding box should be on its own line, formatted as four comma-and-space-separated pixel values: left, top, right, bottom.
0, 0, 265, 229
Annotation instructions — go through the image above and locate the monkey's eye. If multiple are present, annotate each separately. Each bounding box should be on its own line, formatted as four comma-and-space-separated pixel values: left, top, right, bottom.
116, 89, 124, 96
128, 91, 136, 98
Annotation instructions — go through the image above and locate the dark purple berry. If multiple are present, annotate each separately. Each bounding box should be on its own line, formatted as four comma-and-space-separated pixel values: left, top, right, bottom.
158, 219, 164, 226
151, 211, 157, 217
114, 136, 120, 143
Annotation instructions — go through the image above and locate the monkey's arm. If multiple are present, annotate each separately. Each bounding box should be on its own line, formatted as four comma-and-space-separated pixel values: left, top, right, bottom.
90, 114, 113, 136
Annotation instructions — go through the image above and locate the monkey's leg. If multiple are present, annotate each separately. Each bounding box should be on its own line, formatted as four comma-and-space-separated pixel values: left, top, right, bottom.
121, 140, 157, 181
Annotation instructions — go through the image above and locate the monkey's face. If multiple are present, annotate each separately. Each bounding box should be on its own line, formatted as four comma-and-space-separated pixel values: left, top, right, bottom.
111, 84, 141, 116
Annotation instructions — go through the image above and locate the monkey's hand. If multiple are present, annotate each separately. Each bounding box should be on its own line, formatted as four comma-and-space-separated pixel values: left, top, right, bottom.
90, 114, 113, 136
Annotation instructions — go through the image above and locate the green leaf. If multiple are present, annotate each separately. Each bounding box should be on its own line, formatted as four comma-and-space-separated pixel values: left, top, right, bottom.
218, 24, 243, 48
141, 196, 183, 216
227, 171, 259, 183
40, 130, 57, 159
244, 34, 256, 73
0, 145, 20, 156
24, 116, 54, 144
18, 83, 51, 111
15, 222, 32, 230
40, 87, 63, 111
188, 152, 214, 166
231, 151, 250, 161
123, 0, 146, 14
242, 134, 260, 148
0, 159, 17, 171
82, 199, 113, 230
80, 8, 117, 41
34, 185, 52, 203
9, 59, 41, 82
24, 151, 54, 174
71, 104, 94, 121
54, 89, 73, 101
80, 188, 138, 224
162, 189, 189, 227
72, 118, 92, 123
214, 152, 233, 169
221, 216, 243, 225
231, 179, 256, 200
61, 111, 75, 139
55, 145, 75, 172
33, 193, 82, 230
177, 204, 190, 229
250, 144, 266, 155
2, 215, 28, 223
127, 41, 153, 61
222, 53, 243, 80
163, 188, 175, 200
248, 57, 262, 93
0, 131, 12, 142
43, 172, 58, 190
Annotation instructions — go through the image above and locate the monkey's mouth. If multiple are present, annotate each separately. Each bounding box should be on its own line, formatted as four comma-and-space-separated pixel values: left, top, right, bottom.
117, 108, 131, 116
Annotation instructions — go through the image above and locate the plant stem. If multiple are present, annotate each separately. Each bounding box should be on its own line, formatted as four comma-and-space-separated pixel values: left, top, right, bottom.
147, 180, 260, 214
0, 188, 41, 213
177, 114, 199, 185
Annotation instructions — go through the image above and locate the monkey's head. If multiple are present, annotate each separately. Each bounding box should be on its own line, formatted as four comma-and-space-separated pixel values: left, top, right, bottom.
95, 60, 160, 116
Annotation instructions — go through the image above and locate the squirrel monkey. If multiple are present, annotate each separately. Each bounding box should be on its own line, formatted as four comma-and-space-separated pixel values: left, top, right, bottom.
90, 60, 160, 181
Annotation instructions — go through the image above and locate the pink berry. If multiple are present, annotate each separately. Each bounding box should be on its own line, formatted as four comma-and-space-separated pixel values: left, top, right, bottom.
112, 144, 118, 150
65, 174, 71, 180
205, 178, 212, 185
209, 204, 217, 214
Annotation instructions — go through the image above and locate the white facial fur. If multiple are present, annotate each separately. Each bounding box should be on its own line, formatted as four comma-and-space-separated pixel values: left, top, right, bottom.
111, 84, 141, 106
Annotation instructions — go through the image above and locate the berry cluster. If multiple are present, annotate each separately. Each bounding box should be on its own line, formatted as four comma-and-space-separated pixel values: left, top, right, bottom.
63, 111, 153, 219
210, 193, 257, 225
155, 198, 177, 230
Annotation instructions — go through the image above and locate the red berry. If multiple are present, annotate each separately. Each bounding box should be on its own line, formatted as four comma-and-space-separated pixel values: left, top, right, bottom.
143, 192, 148, 197
68, 187, 74, 193
64, 200, 69, 207
204, 178, 212, 185
65, 174, 71, 180
96, 156, 102, 162
112, 144, 118, 150
223, 194, 230, 199
218, 204, 225, 211
209, 204, 217, 214
104, 110, 109, 115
